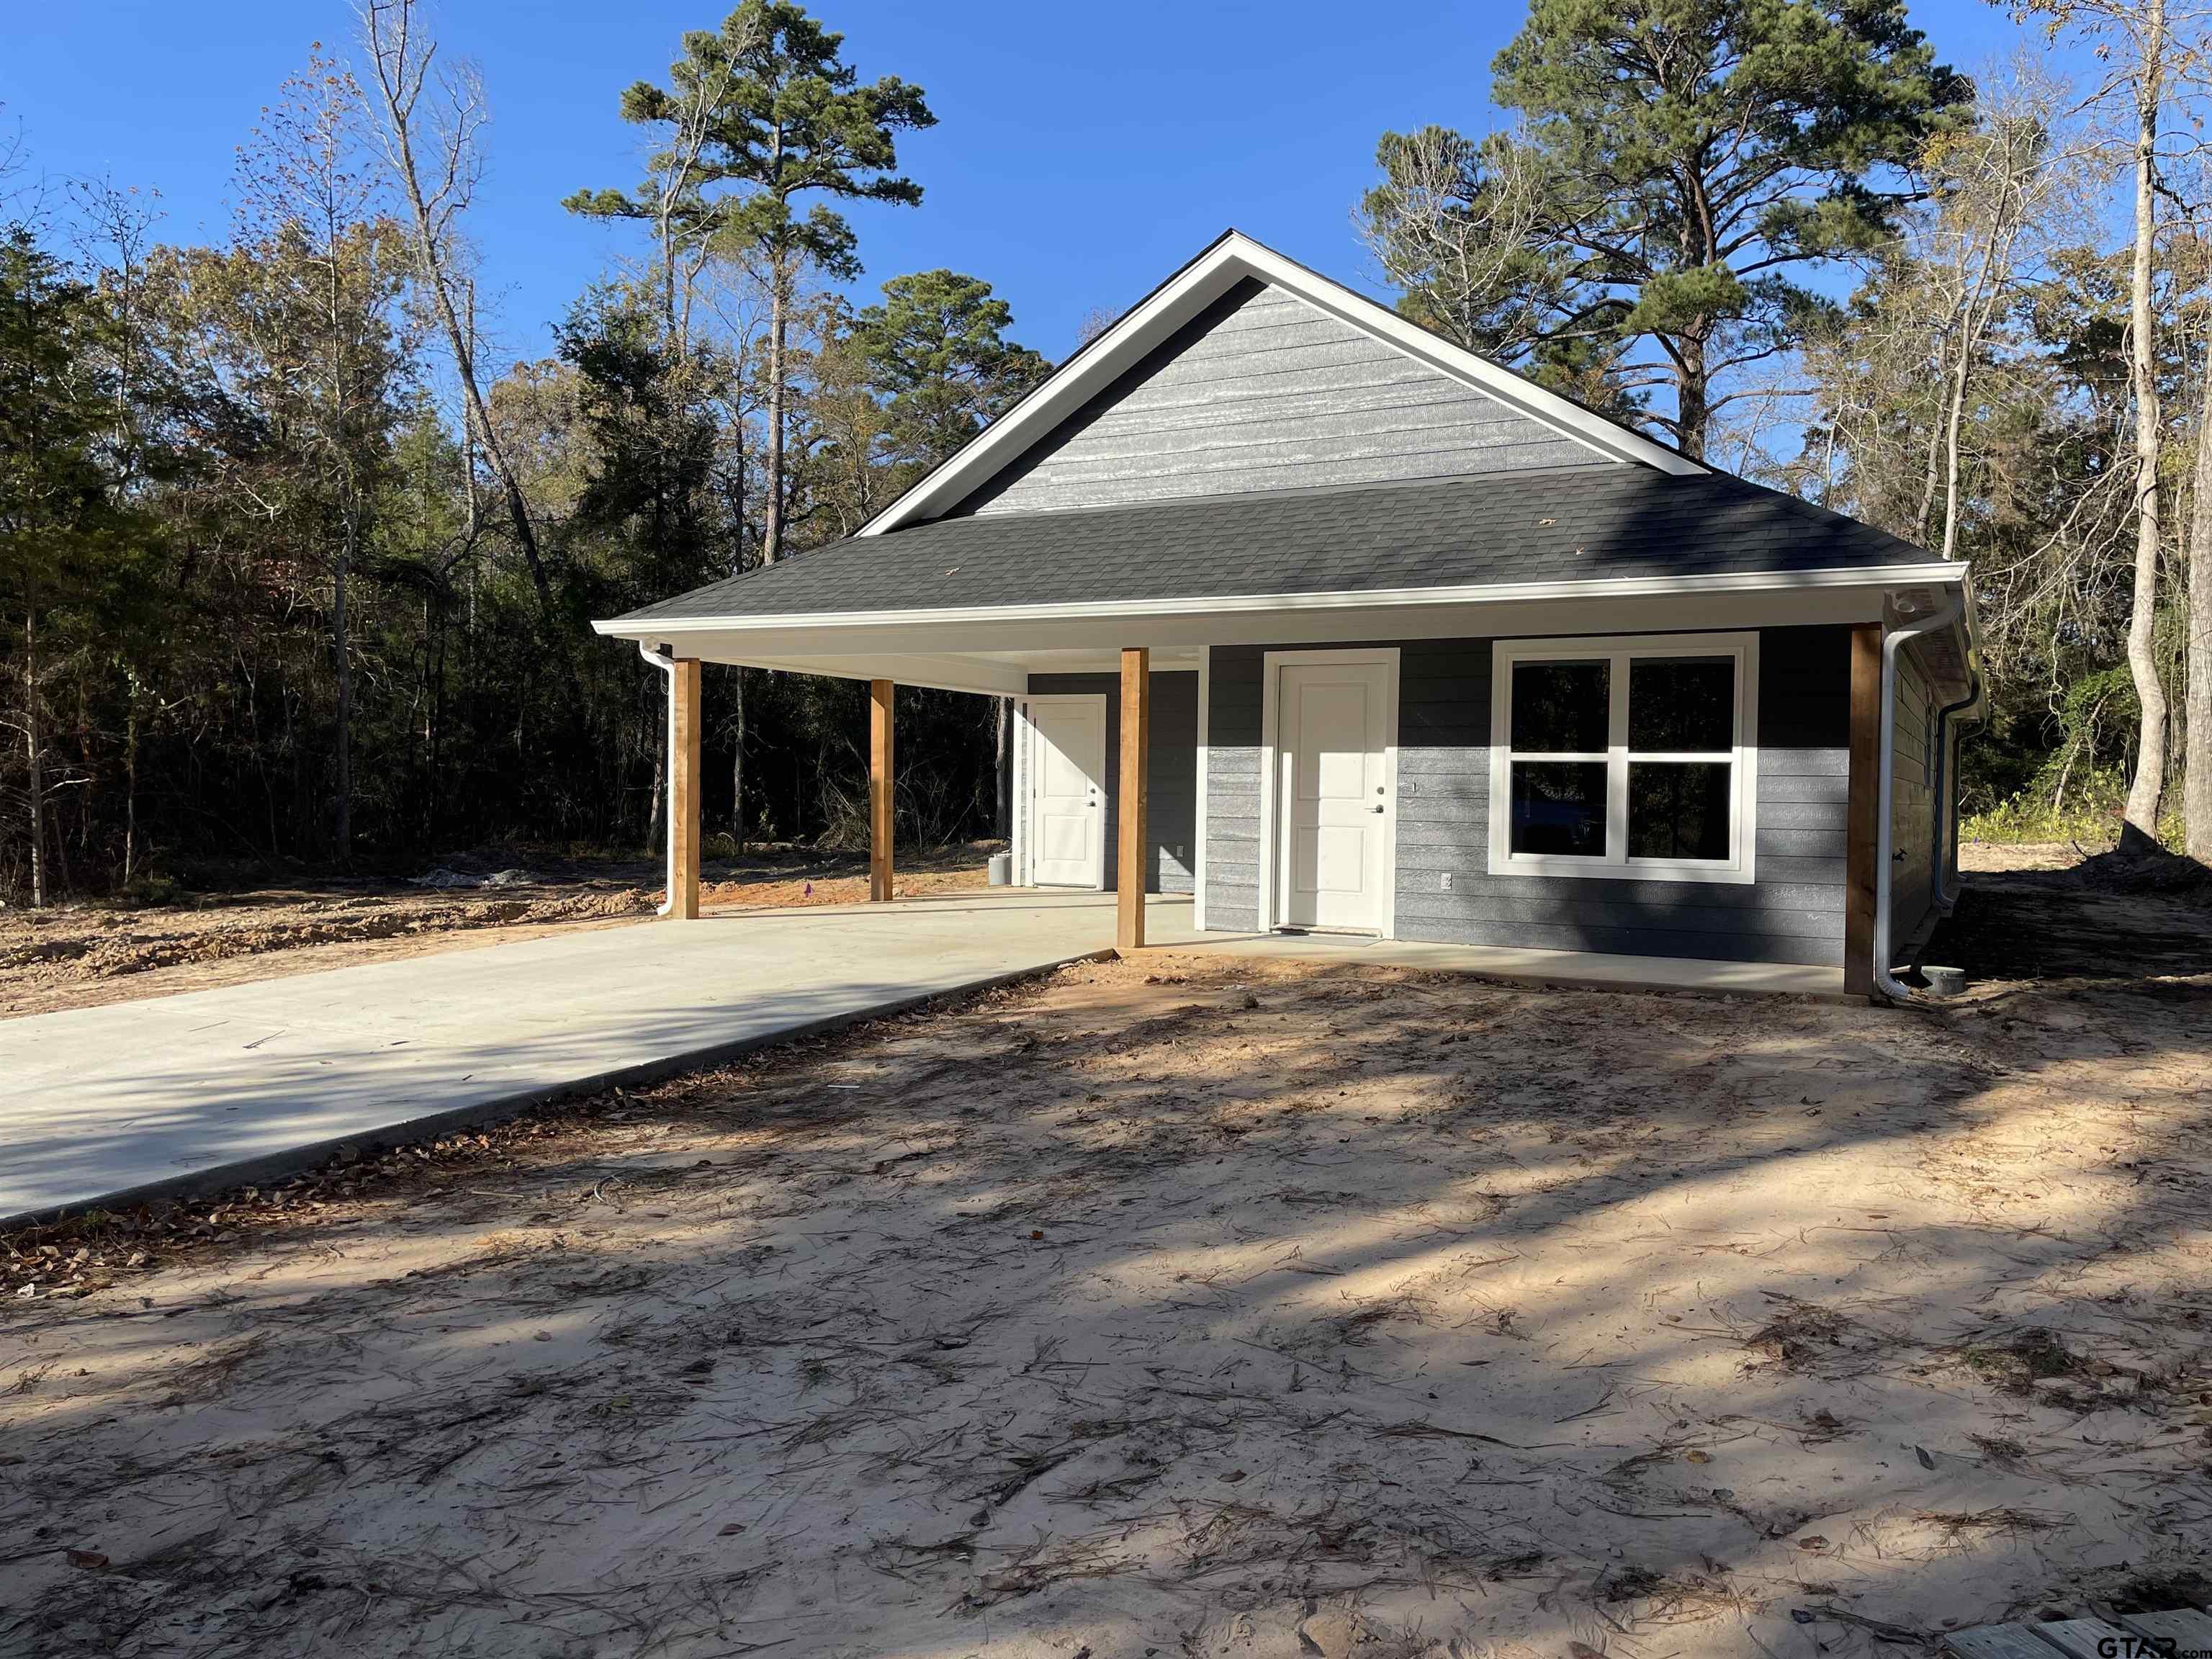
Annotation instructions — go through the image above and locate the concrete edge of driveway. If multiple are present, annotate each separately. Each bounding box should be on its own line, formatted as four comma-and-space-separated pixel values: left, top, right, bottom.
5, 946, 1118, 1233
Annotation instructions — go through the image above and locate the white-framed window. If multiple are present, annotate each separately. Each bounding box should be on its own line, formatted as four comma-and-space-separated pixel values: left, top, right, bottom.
1487, 631, 1759, 885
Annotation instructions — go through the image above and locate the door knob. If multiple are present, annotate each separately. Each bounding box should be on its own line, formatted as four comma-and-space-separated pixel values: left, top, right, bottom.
1370, 805, 1385, 814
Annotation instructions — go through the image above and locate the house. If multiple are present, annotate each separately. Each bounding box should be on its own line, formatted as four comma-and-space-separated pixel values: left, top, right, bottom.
594, 231, 1979, 1001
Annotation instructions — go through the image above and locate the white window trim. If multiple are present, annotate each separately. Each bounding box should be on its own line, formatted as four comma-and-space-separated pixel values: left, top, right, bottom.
1256, 647, 1401, 938
1487, 631, 1760, 886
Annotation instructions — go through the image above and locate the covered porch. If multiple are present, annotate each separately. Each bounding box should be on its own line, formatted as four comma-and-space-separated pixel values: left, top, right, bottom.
619, 628, 1192, 952
594, 565, 1932, 979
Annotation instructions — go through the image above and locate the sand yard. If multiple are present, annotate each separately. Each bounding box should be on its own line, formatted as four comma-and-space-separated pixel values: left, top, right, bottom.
2, 850, 2208, 1658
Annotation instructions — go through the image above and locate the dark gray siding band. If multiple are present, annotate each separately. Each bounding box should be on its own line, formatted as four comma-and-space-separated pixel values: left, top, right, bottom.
1028, 670, 1197, 894
1203, 626, 1853, 967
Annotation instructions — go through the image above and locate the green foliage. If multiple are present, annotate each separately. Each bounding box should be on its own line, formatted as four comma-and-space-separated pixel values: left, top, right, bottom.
0, 223, 158, 899
1362, 0, 1970, 455
853, 269, 1049, 482
566, 1, 935, 288
0, 226, 125, 600
1962, 771, 2130, 845
0, 10, 1014, 900
557, 282, 727, 594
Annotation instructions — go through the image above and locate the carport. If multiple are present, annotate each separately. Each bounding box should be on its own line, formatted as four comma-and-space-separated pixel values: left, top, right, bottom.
0, 890, 1193, 1224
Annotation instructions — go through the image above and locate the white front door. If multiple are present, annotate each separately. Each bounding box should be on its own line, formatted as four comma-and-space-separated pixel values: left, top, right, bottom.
1026, 696, 1106, 889
1277, 660, 1392, 932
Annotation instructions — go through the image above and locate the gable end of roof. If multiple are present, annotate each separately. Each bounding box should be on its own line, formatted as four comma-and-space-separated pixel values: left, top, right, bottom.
855, 230, 1703, 537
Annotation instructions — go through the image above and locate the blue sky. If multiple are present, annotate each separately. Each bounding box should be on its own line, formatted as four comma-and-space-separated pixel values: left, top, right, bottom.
9, 0, 2049, 372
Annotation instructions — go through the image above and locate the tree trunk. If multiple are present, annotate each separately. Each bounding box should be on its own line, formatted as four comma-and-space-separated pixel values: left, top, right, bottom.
334, 511, 354, 858
22, 611, 45, 908
1939, 262, 2003, 563
2188, 308, 2212, 862
364, 26, 554, 607
122, 669, 140, 887
994, 696, 1010, 839
1675, 333, 1709, 462
732, 667, 747, 854
2122, 0, 2171, 855
764, 264, 788, 564
644, 681, 665, 856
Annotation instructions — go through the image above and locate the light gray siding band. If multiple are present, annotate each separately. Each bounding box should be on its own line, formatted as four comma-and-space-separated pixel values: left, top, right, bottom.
971, 280, 1609, 517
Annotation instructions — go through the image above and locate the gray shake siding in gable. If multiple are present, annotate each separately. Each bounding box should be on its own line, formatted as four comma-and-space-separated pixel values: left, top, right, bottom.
1202, 626, 1855, 968
1026, 671, 1197, 895
961, 280, 1608, 517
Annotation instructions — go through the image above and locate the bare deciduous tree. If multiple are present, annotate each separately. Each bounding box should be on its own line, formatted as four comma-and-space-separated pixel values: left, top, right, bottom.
2186, 289, 2212, 858
1357, 124, 1550, 359
1915, 66, 2069, 562
356, 0, 551, 605
2023, 0, 2196, 848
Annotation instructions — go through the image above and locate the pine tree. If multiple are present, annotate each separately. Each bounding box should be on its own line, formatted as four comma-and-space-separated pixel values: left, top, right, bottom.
854, 269, 1048, 486
567, 1, 931, 561
1360, 0, 1969, 459
0, 228, 132, 905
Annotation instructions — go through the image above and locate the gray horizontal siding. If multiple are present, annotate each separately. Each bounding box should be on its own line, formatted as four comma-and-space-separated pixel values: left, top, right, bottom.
1204, 643, 1267, 930
970, 279, 1606, 516
1029, 670, 1198, 894
1202, 626, 1855, 968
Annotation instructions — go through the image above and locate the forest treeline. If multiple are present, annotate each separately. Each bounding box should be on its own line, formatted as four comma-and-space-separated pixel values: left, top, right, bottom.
0, 1, 1046, 904
4, 0, 2212, 905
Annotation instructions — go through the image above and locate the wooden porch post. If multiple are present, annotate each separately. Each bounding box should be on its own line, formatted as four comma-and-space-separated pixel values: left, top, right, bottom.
1843, 622, 1881, 997
870, 678, 895, 902
1118, 647, 1149, 951
670, 657, 702, 921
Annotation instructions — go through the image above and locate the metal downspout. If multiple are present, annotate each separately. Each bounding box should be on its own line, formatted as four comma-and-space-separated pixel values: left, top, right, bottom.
638, 641, 677, 918
1876, 588, 1966, 1004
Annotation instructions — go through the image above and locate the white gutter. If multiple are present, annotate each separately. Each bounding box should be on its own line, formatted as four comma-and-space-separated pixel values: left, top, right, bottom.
1875, 588, 1966, 1003
637, 641, 677, 918
591, 560, 1968, 640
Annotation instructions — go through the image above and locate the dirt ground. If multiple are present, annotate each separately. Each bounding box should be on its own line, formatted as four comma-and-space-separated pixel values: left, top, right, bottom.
2, 845, 2208, 1658
0, 848, 992, 1019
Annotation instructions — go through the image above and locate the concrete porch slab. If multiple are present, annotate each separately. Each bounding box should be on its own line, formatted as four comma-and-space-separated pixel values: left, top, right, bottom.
1174, 926, 1851, 1000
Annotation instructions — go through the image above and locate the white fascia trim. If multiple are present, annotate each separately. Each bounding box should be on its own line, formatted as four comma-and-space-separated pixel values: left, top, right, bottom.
590, 562, 1967, 639
855, 230, 1702, 536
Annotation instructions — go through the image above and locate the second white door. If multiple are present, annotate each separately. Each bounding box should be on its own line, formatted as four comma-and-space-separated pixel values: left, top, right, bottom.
1277, 660, 1392, 932
1027, 696, 1106, 889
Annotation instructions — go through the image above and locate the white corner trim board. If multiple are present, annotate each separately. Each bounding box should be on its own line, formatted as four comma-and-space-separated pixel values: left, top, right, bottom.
853, 230, 1702, 536
1486, 631, 1761, 887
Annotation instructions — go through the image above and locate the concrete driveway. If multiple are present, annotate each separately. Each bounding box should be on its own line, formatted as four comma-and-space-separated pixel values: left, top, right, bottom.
1, 891, 1192, 1223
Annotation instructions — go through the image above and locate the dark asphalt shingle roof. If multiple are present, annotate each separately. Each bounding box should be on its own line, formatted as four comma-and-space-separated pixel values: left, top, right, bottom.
609, 466, 1933, 627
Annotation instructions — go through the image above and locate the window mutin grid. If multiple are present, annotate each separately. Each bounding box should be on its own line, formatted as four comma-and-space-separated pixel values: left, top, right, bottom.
1487, 632, 1759, 885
